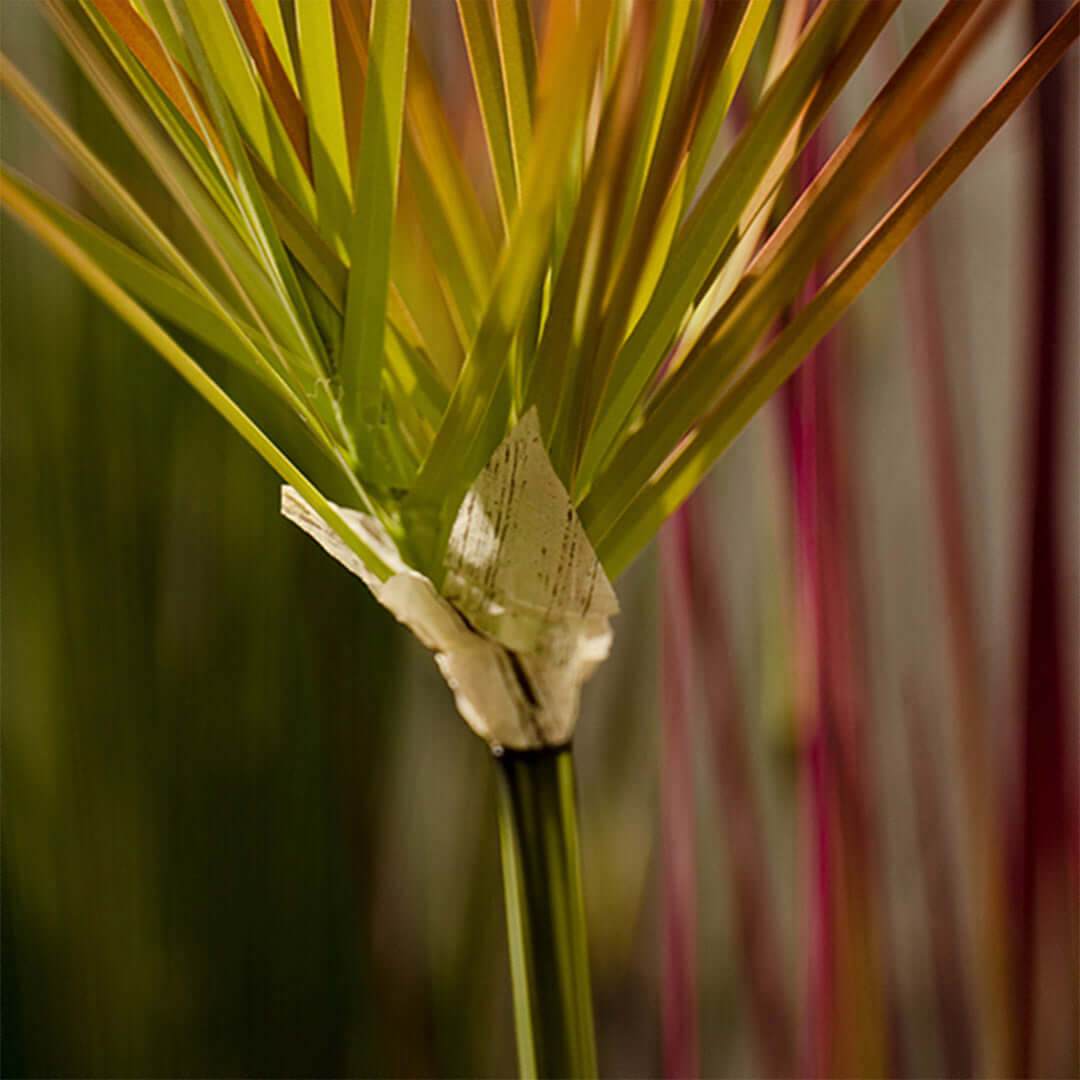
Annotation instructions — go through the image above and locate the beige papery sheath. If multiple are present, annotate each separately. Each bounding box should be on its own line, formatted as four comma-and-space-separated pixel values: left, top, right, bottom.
281, 409, 619, 750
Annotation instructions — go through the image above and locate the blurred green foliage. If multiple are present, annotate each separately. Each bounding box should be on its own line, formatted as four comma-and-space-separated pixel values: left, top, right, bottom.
0, 17, 471, 1072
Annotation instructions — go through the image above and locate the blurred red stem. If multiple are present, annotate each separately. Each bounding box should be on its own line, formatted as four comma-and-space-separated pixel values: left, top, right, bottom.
1015, 1, 1079, 1072
893, 149, 978, 1080
783, 129, 891, 1078
682, 491, 795, 1077
659, 511, 700, 1079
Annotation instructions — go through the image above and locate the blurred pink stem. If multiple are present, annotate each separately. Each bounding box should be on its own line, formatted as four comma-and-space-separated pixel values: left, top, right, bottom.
659, 510, 699, 1079
894, 141, 980, 1080
782, 140, 891, 1078
682, 491, 795, 1077
902, 691, 976, 1077
1015, 2, 1079, 1072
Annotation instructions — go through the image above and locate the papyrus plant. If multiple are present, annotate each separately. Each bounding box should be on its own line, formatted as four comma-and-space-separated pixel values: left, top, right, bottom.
3, 0, 1076, 1074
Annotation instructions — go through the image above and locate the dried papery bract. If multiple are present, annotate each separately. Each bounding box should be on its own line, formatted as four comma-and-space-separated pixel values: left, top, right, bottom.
283, 411, 618, 753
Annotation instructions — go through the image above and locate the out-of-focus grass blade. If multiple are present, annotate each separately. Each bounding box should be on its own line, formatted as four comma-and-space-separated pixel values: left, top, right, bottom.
4, 163, 439, 479
227, 0, 311, 177
88, 0, 198, 131
385, 323, 448, 436
683, 0, 771, 203
393, 175, 467, 378
493, 0, 536, 185
526, 10, 650, 478
400, 28, 498, 303
179, 0, 316, 217
85, 0, 329, 317
80, 0, 245, 235
457, 0, 519, 230
0, 125, 344, 460
0, 53, 193, 274
610, 0, 771, 356
0, 169, 391, 579
341, 0, 411, 452
609, 0, 695, 263
403, 0, 612, 575
247, 0, 299, 93
256, 153, 455, 406
672, 0, 899, 372
584, 0, 986, 538
255, 155, 346, 304
132, 0, 190, 70
163, 0, 333, 385
592, 0, 1080, 575
547, 0, 721, 489
336, 1, 493, 344
74, 0, 326, 372
1, 165, 268, 385
575, 0, 862, 493
295, 0, 352, 247
2, 29, 316, 394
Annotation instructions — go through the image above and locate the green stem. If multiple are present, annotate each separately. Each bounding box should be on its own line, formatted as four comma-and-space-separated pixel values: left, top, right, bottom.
495, 745, 598, 1079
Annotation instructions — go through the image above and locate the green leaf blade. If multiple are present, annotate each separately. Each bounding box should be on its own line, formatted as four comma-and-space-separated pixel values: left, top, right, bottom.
295, 0, 353, 246
341, 0, 411, 457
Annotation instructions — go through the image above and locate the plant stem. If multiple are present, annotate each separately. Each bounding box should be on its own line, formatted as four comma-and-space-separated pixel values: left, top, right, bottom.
495, 745, 598, 1079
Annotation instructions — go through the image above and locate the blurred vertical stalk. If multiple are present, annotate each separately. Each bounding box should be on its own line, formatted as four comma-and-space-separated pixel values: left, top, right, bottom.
495, 746, 597, 1080
682, 490, 795, 1077
902, 694, 976, 1077
1016, 1, 1078, 1073
883, 7, 1020, 1060
894, 128, 981, 1078
784, 158, 889, 1078
659, 509, 700, 1079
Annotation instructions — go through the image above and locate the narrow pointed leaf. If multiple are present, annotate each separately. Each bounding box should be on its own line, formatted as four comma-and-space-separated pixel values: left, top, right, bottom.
295, 0, 352, 245
492, 0, 537, 185
592, 0, 1080, 574
457, 0, 519, 229
163, 0, 334, 384
227, 0, 312, 176
609, 0, 694, 263
0, 171, 391, 579
341, 0, 411, 451
576, 0, 863, 490
248, 0, 299, 93
402, 0, 612, 573
181, 0, 316, 215
584, 0, 988, 538
683, 0, 772, 202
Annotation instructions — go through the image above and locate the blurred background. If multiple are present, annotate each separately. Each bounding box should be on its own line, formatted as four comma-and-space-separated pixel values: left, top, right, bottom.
2, 1, 1077, 1077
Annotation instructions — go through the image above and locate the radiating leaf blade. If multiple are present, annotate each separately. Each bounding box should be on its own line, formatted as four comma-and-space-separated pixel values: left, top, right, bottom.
341, 0, 411, 457
295, 0, 352, 246
457, 0, 519, 230
591, 0, 1080, 575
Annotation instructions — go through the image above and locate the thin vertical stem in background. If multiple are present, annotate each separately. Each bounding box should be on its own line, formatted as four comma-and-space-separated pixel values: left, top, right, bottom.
902, 693, 976, 1078
894, 123, 979, 1078
782, 132, 890, 1078
659, 509, 700, 1079
782, 338, 832, 1080
682, 490, 795, 1078
1016, 1, 1079, 1073
888, 24, 1014, 1067
495, 746, 598, 1080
